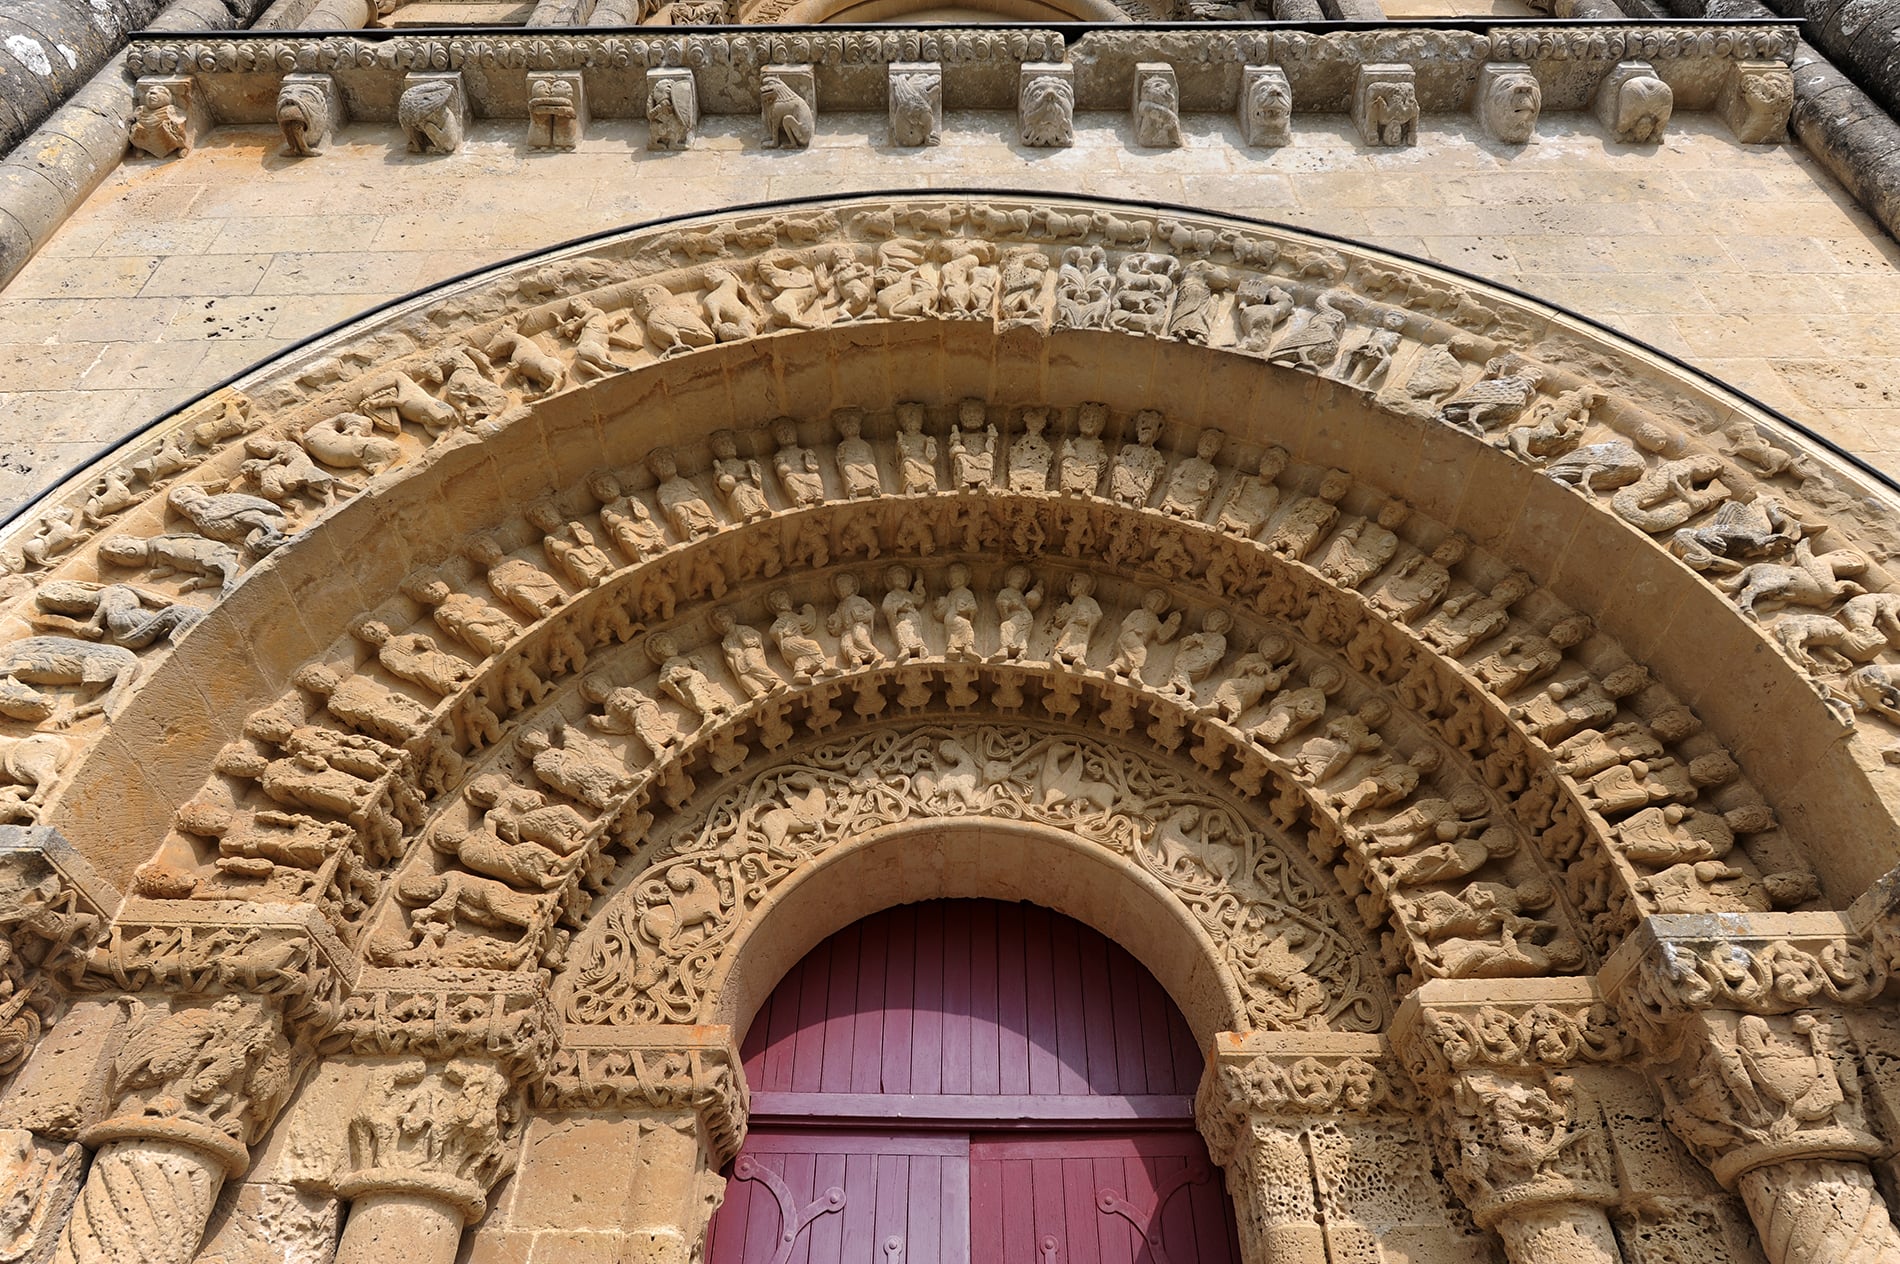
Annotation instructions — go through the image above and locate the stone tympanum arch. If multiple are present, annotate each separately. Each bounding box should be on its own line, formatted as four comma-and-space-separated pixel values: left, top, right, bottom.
0, 193, 1897, 1264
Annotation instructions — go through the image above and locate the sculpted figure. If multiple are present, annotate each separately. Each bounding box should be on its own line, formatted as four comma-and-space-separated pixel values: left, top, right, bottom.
582, 673, 681, 757
1296, 698, 1387, 782
766, 590, 828, 683
709, 430, 770, 524
756, 774, 828, 857
936, 564, 980, 661
1054, 245, 1113, 330
1481, 69, 1541, 144
761, 74, 815, 148
239, 437, 350, 505
1235, 278, 1295, 353
1003, 407, 1055, 494
948, 399, 998, 490
1059, 403, 1110, 495
1383, 820, 1517, 888
767, 417, 825, 507
1318, 500, 1410, 590
1050, 573, 1103, 667
1669, 496, 1805, 574
1019, 72, 1075, 146
168, 483, 288, 554
131, 84, 191, 158
1361, 784, 1488, 856
1242, 71, 1292, 146
890, 68, 941, 146
402, 573, 519, 658
1160, 429, 1225, 520
881, 566, 931, 663
1216, 447, 1289, 538
895, 402, 939, 494
631, 283, 715, 356
277, 78, 331, 155
1719, 538, 1868, 618
1133, 73, 1181, 147
465, 536, 566, 621
1265, 469, 1352, 559
1267, 292, 1348, 372
557, 297, 637, 381
1209, 637, 1293, 720
1167, 260, 1225, 344
1165, 609, 1231, 698
528, 76, 581, 150
647, 73, 696, 149
355, 619, 473, 697
648, 448, 719, 540
1339, 311, 1406, 387
708, 608, 776, 701
998, 247, 1053, 329
938, 241, 998, 319
518, 723, 629, 811
1474, 614, 1593, 695
1500, 385, 1599, 462
647, 633, 728, 722
1253, 662, 1344, 745
874, 239, 938, 321
828, 573, 882, 669
300, 411, 401, 478
1363, 80, 1417, 147
1329, 746, 1440, 818
585, 472, 667, 563
1371, 534, 1468, 621
363, 368, 461, 437
1610, 73, 1672, 143
1409, 878, 1569, 977
30, 579, 201, 649
1109, 410, 1167, 507
398, 77, 462, 154
435, 346, 511, 426
1418, 572, 1534, 657
1107, 253, 1179, 337
995, 566, 1044, 661
1610, 454, 1731, 534
1110, 590, 1182, 681
0, 638, 138, 725
525, 503, 614, 588
20, 508, 82, 570
832, 410, 881, 498
701, 267, 758, 343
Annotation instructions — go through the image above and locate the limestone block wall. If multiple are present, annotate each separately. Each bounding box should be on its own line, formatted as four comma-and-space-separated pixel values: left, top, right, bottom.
0, 107, 1897, 516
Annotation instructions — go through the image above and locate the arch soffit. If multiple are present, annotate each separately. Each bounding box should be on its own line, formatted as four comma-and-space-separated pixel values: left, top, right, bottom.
3, 195, 1899, 1012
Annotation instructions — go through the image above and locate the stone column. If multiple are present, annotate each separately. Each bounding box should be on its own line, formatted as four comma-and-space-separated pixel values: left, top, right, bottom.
1606, 913, 1900, 1264
1391, 979, 1636, 1264
329, 1057, 520, 1264
52, 995, 296, 1264
1195, 1033, 1411, 1264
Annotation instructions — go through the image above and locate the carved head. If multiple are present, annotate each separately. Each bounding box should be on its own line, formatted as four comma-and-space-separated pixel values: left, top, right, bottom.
958, 399, 987, 431
1432, 534, 1471, 566
647, 632, 681, 664
1202, 609, 1232, 635
97, 536, 150, 566
1310, 663, 1346, 695
143, 85, 175, 112
710, 430, 739, 460
833, 409, 864, 440
646, 447, 680, 479
1133, 410, 1162, 444
1376, 500, 1410, 529
710, 608, 736, 634
1318, 469, 1352, 502
1482, 73, 1542, 144
1141, 589, 1170, 615
896, 402, 925, 434
585, 471, 622, 503
1003, 564, 1033, 592
464, 536, 505, 568
1077, 402, 1107, 437
771, 417, 801, 447
833, 572, 859, 599
946, 563, 971, 589
1247, 75, 1291, 123
1019, 407, 1049, 437
1067, 572, 1094, 598
767, 589, 794, 614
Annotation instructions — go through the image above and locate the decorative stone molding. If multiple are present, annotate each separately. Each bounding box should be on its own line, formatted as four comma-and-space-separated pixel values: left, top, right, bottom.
526, 71, 587, 151
1018, 61, 1073, 147
1721, 58, 1794, 146
324, 967, 555, 1085
398, 72, 467, 155
1194, 1032, 1406, 1162
646, 66, 698, 149
128, 76, 202, 161
887, 62, 941, 147
1476, 62, 1541, 145
1353, 63, 1418, 148
1236, 63, 1291, 147
759, 64, 815, 149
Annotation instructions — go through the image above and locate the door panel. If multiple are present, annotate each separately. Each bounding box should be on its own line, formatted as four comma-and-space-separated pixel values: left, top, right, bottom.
969, 1132, 1240, 1264
707, 1131, 969, 1264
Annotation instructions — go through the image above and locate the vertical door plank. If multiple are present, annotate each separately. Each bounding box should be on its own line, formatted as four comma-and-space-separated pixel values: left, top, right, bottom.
967, 900, 1001, 1097
1001, 1157, 1035, 1264
906, 1153, 941, 1264
941, 903, 974, 1096
850, 913, 889, 1094
911, 902, 946, 1095
1023, 907, 1061, 1096
804, 1150, 848, 1264
818, 921, 861, 1095
1077, 918, 1120, 1095
1135, 968, 1179, 1096
1060, 1155, 1105, 1264
942, 1140, 972, 1264
995, 901, 1031, 1096
790, 934, 833, 1093
1094, 1153, 1138, 1264
780, 1151, 818, 1264
1048, 913, 1089, 1096
838, 1151, 879, 1262
970, 1141, 1004, 1264
873, 1154, 910, 1264
881, 907, 917, 1095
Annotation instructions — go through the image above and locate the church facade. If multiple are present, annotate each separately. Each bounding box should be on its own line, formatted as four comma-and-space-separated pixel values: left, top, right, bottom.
0, 4, 1899, 1263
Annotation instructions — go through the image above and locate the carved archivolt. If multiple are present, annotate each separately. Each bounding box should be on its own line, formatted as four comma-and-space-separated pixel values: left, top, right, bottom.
1, 193, 1897, 1074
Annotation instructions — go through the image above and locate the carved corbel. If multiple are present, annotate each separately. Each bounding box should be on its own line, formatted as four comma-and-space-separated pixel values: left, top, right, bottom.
1604, 918, 1900, 1264
1475, 63, 1541, 145
1019, 62, 1075, 148
888, 62, 942, 148
527, 71, 588, 151
1352, 64, 1417, 149
129, 75, 206, 160
277, 73, 346, 157
398, 72, 468, 155
1721, 59, 1794, 145
1236, 65, 1291, 148
1131, 63, 1182, 149
1392, 980, 1629, 1264
1593, 60, 1672, 144
647, 68, 700, 150
530, 1025, 747, 1262
760, 65, 816, 150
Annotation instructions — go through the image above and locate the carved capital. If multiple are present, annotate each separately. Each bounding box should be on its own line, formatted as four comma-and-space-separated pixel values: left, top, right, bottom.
1194, 1032, 1402, 1166
1849, 861, 1900, 982
333, 1055, 520, 1221
1428, 1068, 1615, 1228
0, 827, 115, 1077
324, 966, 556, 1085
534, 1024, 748, 1165
1645, 1008, 1882, 1188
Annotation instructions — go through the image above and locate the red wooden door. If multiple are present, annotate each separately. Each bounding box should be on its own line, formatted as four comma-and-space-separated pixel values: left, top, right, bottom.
707, 901, 1240, 1264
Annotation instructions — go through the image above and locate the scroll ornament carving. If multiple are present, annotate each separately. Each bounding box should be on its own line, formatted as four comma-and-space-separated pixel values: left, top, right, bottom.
535, 1032, 748, 1164
1194, 1053, 1406, 1166
562, 724, 1380, 1033
335, 1057, 518, 1221
1430, 1069, 1615, 1229
0, 859, 103, 1077
325, 969, 557, 1084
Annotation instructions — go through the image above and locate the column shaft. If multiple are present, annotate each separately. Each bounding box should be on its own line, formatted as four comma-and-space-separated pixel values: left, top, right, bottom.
336, 1191, 466, 1264
1737, 1158, 1900, 1264
1493, 1202, 1624, 1264
51, 1138, 225, 1264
